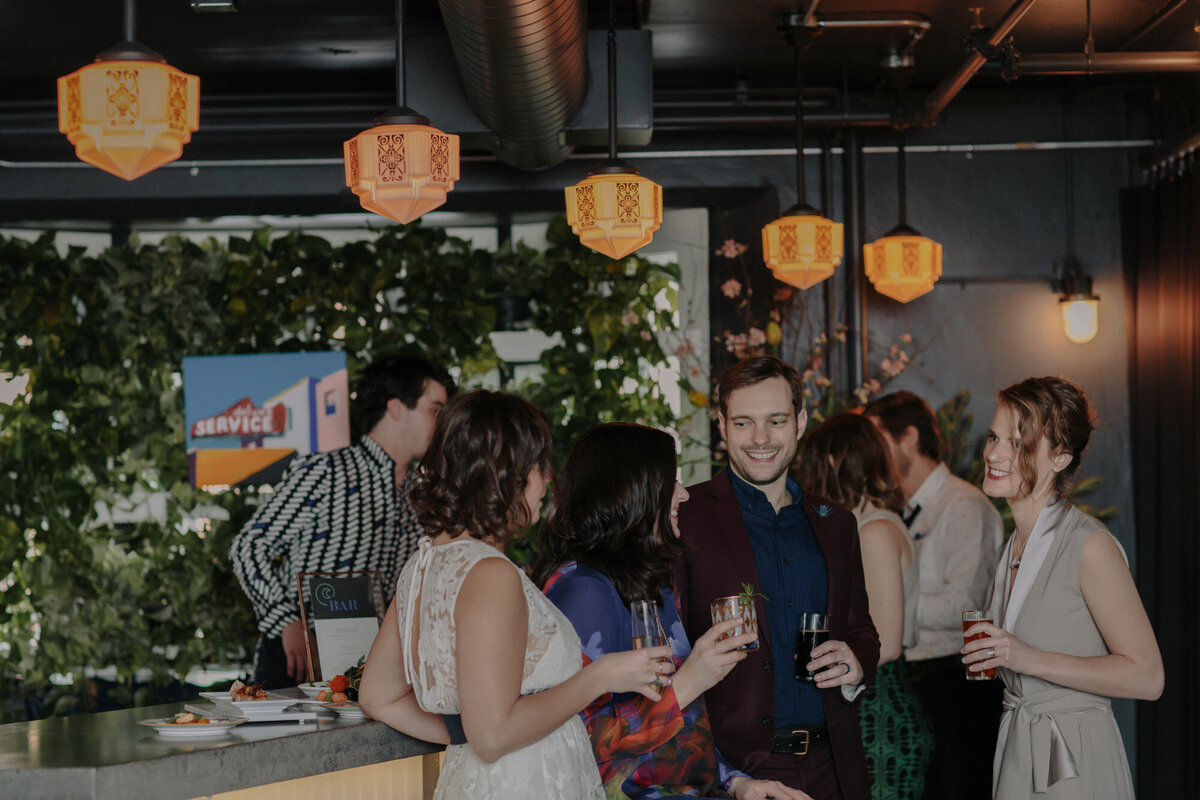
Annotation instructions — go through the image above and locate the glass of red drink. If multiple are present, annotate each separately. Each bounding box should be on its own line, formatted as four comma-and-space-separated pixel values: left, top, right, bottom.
962, 609, 997, 680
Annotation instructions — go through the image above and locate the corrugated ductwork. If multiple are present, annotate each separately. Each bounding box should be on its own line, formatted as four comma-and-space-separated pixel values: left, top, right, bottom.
437, 0, 588, 171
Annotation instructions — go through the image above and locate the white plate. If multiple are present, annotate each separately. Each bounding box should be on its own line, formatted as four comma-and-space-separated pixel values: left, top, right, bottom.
297, 681, 329, 699
321, 702, 365, 719
139, 717, 246, 738
199, 690, 301, 717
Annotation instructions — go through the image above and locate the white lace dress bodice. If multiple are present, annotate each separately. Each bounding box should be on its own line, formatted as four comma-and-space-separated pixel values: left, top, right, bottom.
397, 536, 603, 799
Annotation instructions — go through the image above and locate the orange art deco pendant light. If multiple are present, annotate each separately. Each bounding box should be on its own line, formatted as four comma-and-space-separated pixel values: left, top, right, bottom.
57, 0, 199, 181
762, 31, 843, 290
565, 7, 661, 259
344, 0, 460, 224
863, 131, 942, 303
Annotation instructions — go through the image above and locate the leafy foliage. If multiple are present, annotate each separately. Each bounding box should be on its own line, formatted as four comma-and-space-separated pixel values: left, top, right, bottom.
0, 221, 678, 719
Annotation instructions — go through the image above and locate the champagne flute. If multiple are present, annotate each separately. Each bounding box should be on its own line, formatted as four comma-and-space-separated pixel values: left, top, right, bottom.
630, 600, 668, 650
630, 600, 672, 688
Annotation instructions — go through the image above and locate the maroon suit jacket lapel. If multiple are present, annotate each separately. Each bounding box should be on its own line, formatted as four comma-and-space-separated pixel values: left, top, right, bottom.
704, 471, 775, 654
803, 495, 845, 631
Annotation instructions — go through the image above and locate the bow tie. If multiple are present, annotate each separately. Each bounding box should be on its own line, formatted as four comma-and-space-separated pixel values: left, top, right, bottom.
902, 504, 922, 527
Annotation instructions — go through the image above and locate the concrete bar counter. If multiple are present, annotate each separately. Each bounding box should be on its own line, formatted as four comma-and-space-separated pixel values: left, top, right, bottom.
0, 700, 443, 800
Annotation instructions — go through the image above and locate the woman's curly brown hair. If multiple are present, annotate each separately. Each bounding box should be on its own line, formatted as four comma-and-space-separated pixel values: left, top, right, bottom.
797, 412, 905, 515
409, 390, 552, 545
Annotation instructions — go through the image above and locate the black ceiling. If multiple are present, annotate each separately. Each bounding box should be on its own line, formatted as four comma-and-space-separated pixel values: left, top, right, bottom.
1, 0, 1198, 216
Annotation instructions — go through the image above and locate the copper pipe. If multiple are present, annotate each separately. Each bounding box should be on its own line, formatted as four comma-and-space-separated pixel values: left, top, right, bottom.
1007, 51, 1200, 75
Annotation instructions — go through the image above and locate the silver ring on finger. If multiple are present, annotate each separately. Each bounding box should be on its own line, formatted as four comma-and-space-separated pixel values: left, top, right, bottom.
987, 647, 996, 658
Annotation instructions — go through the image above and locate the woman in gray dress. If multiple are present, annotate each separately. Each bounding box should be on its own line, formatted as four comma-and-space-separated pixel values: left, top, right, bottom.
961, 376, 1163, 799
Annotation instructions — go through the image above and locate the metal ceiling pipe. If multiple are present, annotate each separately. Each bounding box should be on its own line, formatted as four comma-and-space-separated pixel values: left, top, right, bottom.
922, 0, 1040, 123
436, 0, 588, 170
1010, 51, 1200, 74
1117, 0, 1190, 51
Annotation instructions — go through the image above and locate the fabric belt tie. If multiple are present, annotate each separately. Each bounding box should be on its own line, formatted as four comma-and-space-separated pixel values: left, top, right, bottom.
1000, 687, 1109, 792
442, 713, 468, 746
771, 723, 829, 755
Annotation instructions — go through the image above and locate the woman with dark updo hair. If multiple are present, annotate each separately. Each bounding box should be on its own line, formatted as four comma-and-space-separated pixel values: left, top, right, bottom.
360, 392, 672, 800
535, 423, 809, 800
961, 377, 1163, 799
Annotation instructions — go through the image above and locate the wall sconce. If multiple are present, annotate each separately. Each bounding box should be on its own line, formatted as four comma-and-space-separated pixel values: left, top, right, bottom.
565, 11, 662, 259
344, 0, 459, 224
57, 0, 199, 181
761, 24, 843, 289
1058, 256, 1099, 344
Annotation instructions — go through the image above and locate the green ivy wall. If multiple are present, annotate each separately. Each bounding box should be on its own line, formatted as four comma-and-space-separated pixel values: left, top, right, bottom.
0, 218, 679, 719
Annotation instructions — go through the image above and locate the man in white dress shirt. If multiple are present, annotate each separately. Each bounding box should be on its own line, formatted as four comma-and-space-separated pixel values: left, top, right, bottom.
864, 391, 1004, 800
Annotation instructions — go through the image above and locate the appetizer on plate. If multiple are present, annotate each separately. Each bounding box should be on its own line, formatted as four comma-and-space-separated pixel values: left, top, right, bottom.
315, 657, 365, 703
298, 681, 329, 699
230, 679, 270, 701
138, 713, 247, 736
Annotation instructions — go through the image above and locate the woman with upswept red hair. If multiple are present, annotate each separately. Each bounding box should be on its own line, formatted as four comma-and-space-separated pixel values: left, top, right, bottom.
963, 376, 1163, 799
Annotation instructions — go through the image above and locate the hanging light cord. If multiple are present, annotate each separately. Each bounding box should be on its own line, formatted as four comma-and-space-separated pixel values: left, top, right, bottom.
793, 43, 807, 206
606, 0, 619, 161
123, 0, 136, 43
395, 0, 406, 109
896, 129, 907, 227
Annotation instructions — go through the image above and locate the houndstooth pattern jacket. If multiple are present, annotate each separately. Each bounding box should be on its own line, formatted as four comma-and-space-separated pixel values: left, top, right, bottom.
230, 435, 423, 638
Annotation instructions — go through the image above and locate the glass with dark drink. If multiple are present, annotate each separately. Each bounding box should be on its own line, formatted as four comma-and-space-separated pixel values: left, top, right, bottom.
962, 610, 997, 680
795, 612, 830, 681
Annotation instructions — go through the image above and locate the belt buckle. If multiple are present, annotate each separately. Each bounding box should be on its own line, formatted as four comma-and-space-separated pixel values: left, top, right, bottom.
788, 728, 810, 756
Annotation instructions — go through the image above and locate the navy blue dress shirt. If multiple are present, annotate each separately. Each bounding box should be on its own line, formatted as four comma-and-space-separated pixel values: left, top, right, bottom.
729, 470, 828, 727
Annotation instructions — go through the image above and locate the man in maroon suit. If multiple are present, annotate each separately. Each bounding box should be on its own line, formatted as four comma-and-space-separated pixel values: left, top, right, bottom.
672, 356, 879, 800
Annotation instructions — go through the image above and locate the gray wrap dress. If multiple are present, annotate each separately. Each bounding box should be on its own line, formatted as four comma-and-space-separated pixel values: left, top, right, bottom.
986, 500, 1135, 800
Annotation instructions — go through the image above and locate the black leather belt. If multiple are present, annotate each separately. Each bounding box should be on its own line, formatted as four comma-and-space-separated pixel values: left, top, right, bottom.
772, 723, 829, 755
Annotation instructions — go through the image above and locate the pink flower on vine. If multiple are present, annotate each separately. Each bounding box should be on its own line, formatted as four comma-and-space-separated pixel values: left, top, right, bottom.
854, 377, 883, 404
621, 310, 639, 326
899, 332, 913, 344
716, 239, 748, 259
675, 341, 695, 358
747, 327, 767, 347
640, 330, 653, 341
721, 279, 743, 299
725, 331, 749, 357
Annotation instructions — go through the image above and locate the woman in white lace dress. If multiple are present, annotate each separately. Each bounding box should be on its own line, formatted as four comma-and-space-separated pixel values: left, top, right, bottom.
361, 390, 673, 799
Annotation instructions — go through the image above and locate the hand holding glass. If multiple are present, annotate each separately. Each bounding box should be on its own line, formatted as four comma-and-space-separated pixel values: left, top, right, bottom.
709, 596, 760, 651
962, 610, 997, 680
795, 612, 830, 681
631, 600, 673, 689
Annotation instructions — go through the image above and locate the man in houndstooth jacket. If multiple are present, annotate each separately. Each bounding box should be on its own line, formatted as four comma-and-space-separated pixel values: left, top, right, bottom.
230, 352, 454, 688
